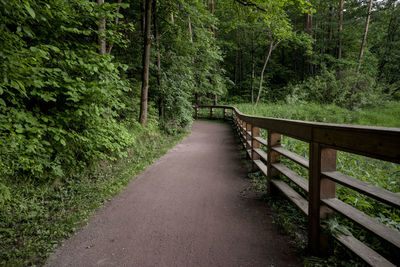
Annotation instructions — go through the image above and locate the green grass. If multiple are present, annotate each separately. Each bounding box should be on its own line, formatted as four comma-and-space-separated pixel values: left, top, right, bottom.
233, 101, 400, 127
0, 125, 187, 266
229, 101, 400, 265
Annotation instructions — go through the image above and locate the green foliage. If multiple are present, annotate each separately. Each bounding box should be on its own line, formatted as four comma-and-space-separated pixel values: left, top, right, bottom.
285, 68, 386, 109
0, 0, 135, 182
0, 124, 186, 266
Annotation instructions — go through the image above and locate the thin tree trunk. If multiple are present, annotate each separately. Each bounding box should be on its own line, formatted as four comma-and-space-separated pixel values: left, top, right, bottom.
304, 11, 313, 75
251, 31, 255, 104
98, 0, 106, 55
337, 0, 344, 75
107, 0, 122, 54
356, 0, 373, 73
209, 0, 217, 104
141, 0, 145, 37
255, 41, 273, 106
153, 0, 163, 118
327, 6, 334, 55
234, 50, 238, 85
188, 15, 193, 43
139, 0, 153, 125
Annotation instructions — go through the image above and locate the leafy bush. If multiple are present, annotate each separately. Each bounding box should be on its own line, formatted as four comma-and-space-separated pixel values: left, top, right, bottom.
0, 0, 133, 182
285, 68, 386, 109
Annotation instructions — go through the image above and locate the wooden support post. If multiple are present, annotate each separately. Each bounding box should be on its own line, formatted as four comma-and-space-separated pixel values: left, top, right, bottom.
252, 126, 260, 171
195, 106, 198, 119
267, 131, 281, 193
210, 107, 213, 119
223, 108, 226, 118
242, 121, 246, 146
308, 142, 337, 256
246, 123, 252, 151
251, 126, 260, 159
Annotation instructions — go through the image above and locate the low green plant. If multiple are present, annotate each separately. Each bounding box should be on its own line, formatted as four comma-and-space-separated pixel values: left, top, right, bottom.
0, 123, 187, 266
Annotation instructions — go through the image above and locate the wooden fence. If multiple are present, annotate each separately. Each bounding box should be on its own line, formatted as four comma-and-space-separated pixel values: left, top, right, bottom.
195, 105, 400, 267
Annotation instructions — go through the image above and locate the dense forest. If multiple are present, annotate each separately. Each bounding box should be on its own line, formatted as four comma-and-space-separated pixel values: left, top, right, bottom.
1, 0, 399, 265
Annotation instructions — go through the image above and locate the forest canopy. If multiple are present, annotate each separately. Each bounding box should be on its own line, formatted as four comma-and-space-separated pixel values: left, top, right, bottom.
0, 0, 399, 192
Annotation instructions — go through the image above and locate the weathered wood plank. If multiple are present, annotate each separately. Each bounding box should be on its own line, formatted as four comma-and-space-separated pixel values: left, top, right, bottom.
271, 163, 308, 192
253, 159, 268, 176
271, 179, 309, 215
272, 146, 309, 169
253, 136, 268, 146
334, 233, 395, 267
322, 198, 400, 248
322, 171, 400, 209
254, 148, 268, 162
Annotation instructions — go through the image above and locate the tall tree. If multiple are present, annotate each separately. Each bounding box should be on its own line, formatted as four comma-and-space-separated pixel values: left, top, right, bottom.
139, 0, 153, 125
98, 0, 106, 54
337, 0, 344, 73
356, 0, 373, 73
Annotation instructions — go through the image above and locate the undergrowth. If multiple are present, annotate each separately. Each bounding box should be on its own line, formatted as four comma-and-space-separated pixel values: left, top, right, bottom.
0, 124, 187, 266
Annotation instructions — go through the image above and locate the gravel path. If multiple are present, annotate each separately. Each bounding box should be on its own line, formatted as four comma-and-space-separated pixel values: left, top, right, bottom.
46, 121, 302, 267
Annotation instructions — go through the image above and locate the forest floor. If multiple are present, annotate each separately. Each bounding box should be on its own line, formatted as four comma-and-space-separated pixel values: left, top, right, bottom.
46, 121, 302, 267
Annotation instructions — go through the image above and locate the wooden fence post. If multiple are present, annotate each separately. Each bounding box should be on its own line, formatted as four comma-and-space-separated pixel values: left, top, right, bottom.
309, 142, 337, 256
210, 107, 213, 119
267, 131, 281, 193
252, 126, 260, 171
246, 123, 252, 152
195, 106, 198, 119
223, 108, 226, 119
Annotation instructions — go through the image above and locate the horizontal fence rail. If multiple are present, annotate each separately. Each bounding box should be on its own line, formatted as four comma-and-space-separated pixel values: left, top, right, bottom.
195, 105, 400, 267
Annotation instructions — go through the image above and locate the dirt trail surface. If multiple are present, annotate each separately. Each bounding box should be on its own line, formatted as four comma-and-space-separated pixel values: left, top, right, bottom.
46, 121, 302, 267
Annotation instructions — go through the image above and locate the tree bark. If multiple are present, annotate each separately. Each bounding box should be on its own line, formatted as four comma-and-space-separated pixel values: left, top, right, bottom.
139, 0, 153, 125
356, 0, 373, 73
107, 0, 122, 54
153, 0, 163, 118
188, 15, 193, 43
98, 0, 106, 55
251, 31, 255, 104
255, 41, 273, 106
327, 6, 334, 56
304, 11, 313, 75
337, 0, 344, 63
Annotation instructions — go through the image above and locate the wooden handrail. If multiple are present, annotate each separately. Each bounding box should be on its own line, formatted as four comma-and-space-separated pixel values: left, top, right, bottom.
195, 105, 400, 267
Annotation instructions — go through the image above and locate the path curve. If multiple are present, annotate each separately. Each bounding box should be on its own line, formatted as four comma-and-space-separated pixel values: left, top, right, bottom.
46, 121, 301, 267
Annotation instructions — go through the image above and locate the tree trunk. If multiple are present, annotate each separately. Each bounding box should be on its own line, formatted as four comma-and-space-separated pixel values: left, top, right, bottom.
356, 0, 373, 73
98, 0, 106, 55
188, 15, 193, 43
304, 11, 313, 75
327, 6, 334, 56
234, 50, 238, 85
107, 0, 122, 54
141, 0, 145, 37
139, 0, 153, 125
337, 0, 344, 74
153, 0, 163, 118
251, 31, 255, 104
255, 41, 274, 106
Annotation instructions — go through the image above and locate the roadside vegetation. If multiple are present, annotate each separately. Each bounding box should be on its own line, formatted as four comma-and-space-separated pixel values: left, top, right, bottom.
0, 118, 186, 265
1, 0, 400, 266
